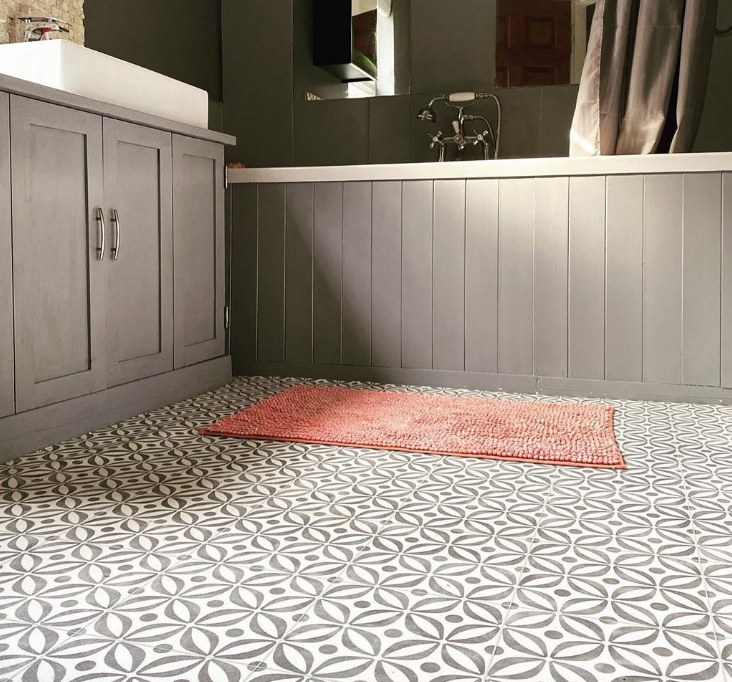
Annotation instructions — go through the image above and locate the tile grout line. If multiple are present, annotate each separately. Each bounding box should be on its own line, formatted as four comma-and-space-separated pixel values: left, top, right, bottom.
666, 403, 731, 677
480, 462, 564, 679
6, 379, 335, 681
242, 455, 443, 680
0, 382, 282, 576
84, 445, 434, 679
4, 379, 732, 681
6, 379, 366, 678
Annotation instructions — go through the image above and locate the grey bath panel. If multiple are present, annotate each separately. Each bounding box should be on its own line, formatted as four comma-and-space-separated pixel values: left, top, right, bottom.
11, 96, 106, 412
401, 181, 433, 370
682, 173, 722, 387
723, 174, 732, 388
342, 182, 372, 367
230, 184, 258, 372
644, 174, 683, 385
257, 183, 286, 362
533, 177, 569, 379
433, 180, 466, 372
172, 135, 225, 368
313, 182, 343, 365
237, 166, 732, 404
465, 179, 499, 374
0, 93, 12, 418
605, 175, 643, 382
371, 182, 402, 368
498, 178, 534, 376
285, 183, 314, 364
104, 119, 174, 387
569, 176, 606, 380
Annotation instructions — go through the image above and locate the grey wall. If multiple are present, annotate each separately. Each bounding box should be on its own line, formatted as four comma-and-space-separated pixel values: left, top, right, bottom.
220, 1, 732, 167
695, 3, 732, 153
231, 170, 732, 403
86, 1, 732, 165
85, 0, 223, 102
410, 0, 496, 93
290, 84, 579, 166
223, 0, 577, 167
222, 0, 294, 166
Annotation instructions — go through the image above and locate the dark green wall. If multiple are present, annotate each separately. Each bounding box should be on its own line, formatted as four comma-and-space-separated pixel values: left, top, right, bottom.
85, 0, 223, 102
222, 0, 295, 166
221, 0, 578, 166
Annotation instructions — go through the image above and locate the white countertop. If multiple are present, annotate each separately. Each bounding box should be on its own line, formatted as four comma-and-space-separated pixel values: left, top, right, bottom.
228, 152, 732, 184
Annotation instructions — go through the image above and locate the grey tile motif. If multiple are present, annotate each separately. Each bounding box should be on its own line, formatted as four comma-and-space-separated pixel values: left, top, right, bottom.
0, 376, 731, 681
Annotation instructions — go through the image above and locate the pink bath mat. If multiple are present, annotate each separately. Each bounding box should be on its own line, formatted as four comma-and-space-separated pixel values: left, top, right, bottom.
201, 385, 625, 469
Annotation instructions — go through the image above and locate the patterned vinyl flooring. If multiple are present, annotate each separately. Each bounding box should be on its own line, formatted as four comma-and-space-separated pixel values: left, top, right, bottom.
0, 376, 731, 682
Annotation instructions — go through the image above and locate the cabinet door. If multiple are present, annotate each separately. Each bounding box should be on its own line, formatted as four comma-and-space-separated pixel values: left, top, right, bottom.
11, 96, 106, 412
172, 135, 226, 368
0, 93, 13, 418
104, 119, 173, 386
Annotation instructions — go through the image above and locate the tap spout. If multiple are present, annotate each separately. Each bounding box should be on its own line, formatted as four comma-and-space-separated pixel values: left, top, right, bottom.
15, 16, 70, 42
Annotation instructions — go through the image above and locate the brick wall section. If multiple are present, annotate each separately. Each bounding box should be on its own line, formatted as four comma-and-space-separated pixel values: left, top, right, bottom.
1, 0, 84, 45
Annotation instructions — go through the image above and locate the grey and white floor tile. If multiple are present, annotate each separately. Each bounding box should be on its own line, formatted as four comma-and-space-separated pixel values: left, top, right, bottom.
1, 376, 732, 681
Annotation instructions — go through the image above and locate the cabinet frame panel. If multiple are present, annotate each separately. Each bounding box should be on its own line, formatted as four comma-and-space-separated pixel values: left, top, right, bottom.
172, 135, 226, 368
103, 119, 174, 387
11, 95, 106, 412
0, 93, 13, 417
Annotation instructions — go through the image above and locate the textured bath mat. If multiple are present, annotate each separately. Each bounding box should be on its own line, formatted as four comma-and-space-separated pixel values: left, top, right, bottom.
202, 385, 625, 469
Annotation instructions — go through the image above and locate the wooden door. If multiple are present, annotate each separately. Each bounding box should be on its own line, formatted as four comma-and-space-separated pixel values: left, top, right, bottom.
11, 96, 106, 412
172, 135, 226, 368
104, 119, 174, 387
0, 93, 13, 418
496, 0, 572, 87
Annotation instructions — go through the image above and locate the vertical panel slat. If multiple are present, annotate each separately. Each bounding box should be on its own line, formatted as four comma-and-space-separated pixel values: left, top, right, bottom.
257, 183, 286, 362
231, 184, 258, 372
606, 175, 643, 382
433, 180, 466, 371
402, 181, 433, 369
644, 174, 683, 385
342, 182, 372, 366
683, 173, 722, 387
285, 183, 314, 364
723, 174, 732, 388
569, 176, 606, 380
534, 177, 569, 378
313, 182, 343, 364
465, 179, 499, 374
372, 181, 402, 367
498, 178, 534, 375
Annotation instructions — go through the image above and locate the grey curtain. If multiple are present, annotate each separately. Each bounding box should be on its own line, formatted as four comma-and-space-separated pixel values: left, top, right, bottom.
570, 0, 718, 156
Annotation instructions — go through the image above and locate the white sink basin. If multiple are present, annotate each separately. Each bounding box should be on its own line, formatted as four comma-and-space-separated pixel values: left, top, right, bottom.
0, 40, 209, 129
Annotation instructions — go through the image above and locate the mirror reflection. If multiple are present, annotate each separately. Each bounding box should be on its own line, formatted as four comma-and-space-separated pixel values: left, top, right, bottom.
310, 0, 595, 100
301, 1, 730, 164
496, 0, 594, 87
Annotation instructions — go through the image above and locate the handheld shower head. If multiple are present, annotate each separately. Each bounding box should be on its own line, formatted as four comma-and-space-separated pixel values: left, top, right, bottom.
417, 95, 447, 123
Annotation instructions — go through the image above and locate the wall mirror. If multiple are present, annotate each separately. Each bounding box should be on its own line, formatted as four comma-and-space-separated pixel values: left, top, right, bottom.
310, 0, 596, 100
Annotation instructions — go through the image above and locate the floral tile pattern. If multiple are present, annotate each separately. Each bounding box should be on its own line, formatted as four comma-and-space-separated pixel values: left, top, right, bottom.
0, 376, 731, 681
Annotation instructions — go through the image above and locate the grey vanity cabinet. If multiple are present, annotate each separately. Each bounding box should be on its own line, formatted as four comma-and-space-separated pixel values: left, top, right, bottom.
172, 135, 226, 368
103, 119, 174, 386
11, 96, 107, 412
0, 93, 13, 419
0, 80, 233, 455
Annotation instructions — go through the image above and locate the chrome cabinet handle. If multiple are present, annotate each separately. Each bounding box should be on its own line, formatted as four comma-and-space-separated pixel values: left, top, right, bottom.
111, 209, 121, 261
95, 207, 105, 261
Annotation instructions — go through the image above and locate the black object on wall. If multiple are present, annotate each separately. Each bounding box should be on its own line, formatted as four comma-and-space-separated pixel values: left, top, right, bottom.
85, 0, 223, 102
313, 0, 376, 82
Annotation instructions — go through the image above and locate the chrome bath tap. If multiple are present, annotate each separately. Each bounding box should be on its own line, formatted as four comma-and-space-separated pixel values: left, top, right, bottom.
15, 16, 70, 42
417, 92, 502, 162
